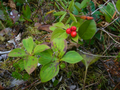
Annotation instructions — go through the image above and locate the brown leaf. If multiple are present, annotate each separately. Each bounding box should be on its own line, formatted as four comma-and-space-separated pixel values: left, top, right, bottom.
8, 0, 16, 9
38, 24, 52, 33
34, 23, 42, 28
0, 85, 4, 90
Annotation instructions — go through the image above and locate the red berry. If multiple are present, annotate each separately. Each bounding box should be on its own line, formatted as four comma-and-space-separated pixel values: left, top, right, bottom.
66, 28, 71, 34
71, 31, 77, 37
71, 26, 77, 31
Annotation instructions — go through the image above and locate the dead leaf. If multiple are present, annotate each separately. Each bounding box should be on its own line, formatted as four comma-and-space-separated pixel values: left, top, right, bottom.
0, 85, 4, 90
34, 23, 42, 28
97, 21, 109, 27
35, 23, 52, 32
8, 0, 16, 9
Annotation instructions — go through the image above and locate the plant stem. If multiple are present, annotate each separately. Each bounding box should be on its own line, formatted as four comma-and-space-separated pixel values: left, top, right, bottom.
83, 67, 88, 90
0, 20, 5, 29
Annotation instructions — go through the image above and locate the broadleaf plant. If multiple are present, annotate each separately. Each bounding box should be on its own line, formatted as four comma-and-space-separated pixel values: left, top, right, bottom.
8, 37, 50, 74
50, 20, 96, 42
8, 37, 83, 82
8, 0, 99, 84
51, 38, 67, 59
8, 48, 27, 57
61, 51, 83, 64
40, 61, 59, 82
24, 56, 38, 74
37, 38, 83, 82
22, 37, 34, 54
78, 20, 96, 40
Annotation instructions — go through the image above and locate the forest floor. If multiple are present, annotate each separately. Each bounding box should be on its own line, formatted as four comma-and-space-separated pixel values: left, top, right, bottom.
0, 0, 120, 90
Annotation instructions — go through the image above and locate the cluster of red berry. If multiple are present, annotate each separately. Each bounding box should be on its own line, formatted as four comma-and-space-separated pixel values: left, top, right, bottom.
66, 26, 77, 37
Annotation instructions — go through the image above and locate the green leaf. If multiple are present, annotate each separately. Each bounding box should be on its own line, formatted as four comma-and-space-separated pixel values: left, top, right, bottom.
71, 22, 80, 28
63, 0, 67, 4
0, 10, 5, 20
51, 28, 68, 41
53, 80, 59, 86
105, 2, 115, 22
90, 1, 95, 12
51, 38, 67, 59
22, 73, 30, 80
22, 37, 34, 54
40, 61, 59, 82
92, 11, 102, 20
55, 2, 60, 10
49, 22, 66, 31
53, 22, 65, 27
59, 12, 67, 22
99, 5, 106, 14
54, 11, 66, 16
18, 59, 24, 71
38, 49, 58, 65
95, 33, 104, 42
33, 44, 50, 54
70, 13, 77, 22
78, 20, 96, 40
73, 6, 79, 15
60, 63, 66, 69
68, 0, 74, 12
74, 2, 81, 12
14, 0, 24, 3
19, 15, 25, 22
13, 59, 24, 71
77, 18, 85, 26
59, 0, 66, 9
49, 26, 56, 31
116, 0, 120, 11
67, 71, 72, 78
71, 34, 79, 42
22, 5, 31, 19
61, 51, 83, 64
99, 2, 115, 22
65, 17, 71, 24
66, 24, 70, 28
24, 56, 38, 74
25, 17, 32, 22
8, 48, 27, 57
81, 0, 90, 9
78, 52, 99, 68
12, 71, 22, 80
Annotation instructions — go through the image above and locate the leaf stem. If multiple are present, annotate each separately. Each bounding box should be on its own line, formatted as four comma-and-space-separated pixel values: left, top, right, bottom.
83, 67, 88, 90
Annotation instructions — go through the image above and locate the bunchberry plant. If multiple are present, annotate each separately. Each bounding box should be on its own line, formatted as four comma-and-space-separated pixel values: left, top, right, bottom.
8, 37, 50, 74
36, 38, 83, 82
8, 0, 100, 88
8, 37, 83, 82
49, 19, 96, 42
